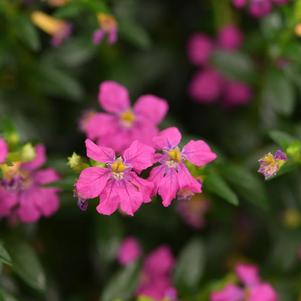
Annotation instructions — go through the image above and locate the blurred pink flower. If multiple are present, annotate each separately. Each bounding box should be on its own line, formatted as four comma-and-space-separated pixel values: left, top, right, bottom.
137, 246, 176, 301
223, 81, 252, 106
93, 13, 118, 45
177, 194, 209, 229
76, 139, 154, 216
0, 138, 8, 163
249, 0, 272, 17
235, 263, 260, 286
0, 145, 60, 223
149, 127, 216, 207
189, 69, 224, 103
217, 25, 244, 51
232, 0, 248, 8
117, 237, 141, 265
83, 81, 168, 153
211, 284, 244, 301
187, 33, 214, 66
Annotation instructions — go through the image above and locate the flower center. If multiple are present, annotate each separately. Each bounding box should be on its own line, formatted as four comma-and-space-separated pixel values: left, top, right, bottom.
120, 110, 135, 127
111, 158, 127, 180
167, 148, 181, 163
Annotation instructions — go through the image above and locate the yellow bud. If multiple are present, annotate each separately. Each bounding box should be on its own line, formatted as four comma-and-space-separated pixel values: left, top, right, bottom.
67, 153, 88, 172
21, 143, 36, 162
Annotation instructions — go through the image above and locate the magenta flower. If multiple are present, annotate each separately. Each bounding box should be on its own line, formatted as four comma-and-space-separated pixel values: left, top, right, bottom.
217, 25, 244, 51
83, 81, 168, 153
0, 145, 60, 223
75, 139, 155, 216
92, 13, 118, 45
189, 69, 224, 103
117, 237, 141, 266
187, 33, 214, 66
249, 0, 272, 17
211, 263, 278, 301
223, 81, 252, 106
137, 246, 176, 301
149, 127, 216, 207
0, 138, 8, 163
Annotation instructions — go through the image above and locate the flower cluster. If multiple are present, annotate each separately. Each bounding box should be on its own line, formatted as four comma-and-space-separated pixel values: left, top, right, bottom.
232, 0, 289, 18
92, 13, 118, 45
0, 137, 60, 223
258, 149, 287, 179
75, 125, 216, 216
117, 238, 177, 301
187, 25, 252, 106
211, 263, 278, 301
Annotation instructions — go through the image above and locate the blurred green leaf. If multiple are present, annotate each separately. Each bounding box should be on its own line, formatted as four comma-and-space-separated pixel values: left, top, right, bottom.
15, 16, 40, 51
262, 70, 296, 116
221, 164, 268, 209
4, 239, 46, 291
269, 130, 297, 149
0, 289, 18, 301
101, 262, 139, 301
54, 3, 82, 18
0, 242, 11, 266
212, 50, 255, 83
174, 238, 205, 291
204, 173, 239, 206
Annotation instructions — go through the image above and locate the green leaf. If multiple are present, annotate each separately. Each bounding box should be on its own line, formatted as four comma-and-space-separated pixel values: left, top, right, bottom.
220, 165, 268, 209
15, 16, 40, 51
204, 173, 239, 206
4, 239, 46, 291
262, 70, 296, 116
269, 130, 298, 149
0, 242, 11, 266
101, 262, 139, 301
174, 238, 205, 291
54, 3, 82, 18
0, 289, 18, 301
212, 50, 255, 83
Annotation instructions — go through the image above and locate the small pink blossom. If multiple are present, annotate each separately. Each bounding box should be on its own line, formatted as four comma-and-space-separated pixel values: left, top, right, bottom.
189, 69, 224, 103
0, 145, 60, 223
83, 81, 168, 153
223, 81, 252, 106
0, 138, 8, 163
217, 25, 244, 51
249, 0, 272, 17
149, 127, 216, 207
187, 33, 214, 66
93, 13, 118, 45
117, 237, 141, 266
76, 139, 155, 216
235, 263, 260, 286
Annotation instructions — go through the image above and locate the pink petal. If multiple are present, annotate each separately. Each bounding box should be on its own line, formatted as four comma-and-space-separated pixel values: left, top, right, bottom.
17, 189, 41, 223
131, 123, 159, 147
97, 180, 119, 215
130, 173, 154, 203
235, 263, 260, 286
76, 167, 110, 199
148, 165, 167, 192
33, 168, 60, 184
98, 81, 130, 113
134, 95, 168, 125
217, 25, 243, 51
108, 28, 118, 44
153, 127, 182, 150
117, 237, 141, 266
183, 140, 217, 167
0, 188, 17, 217
32, 187, 60, 217
85, 139, 115, 163
123, 140, 155, 173
177, 163, 201, 193
158, 168, 179, 207
92, 29, 105, 44
249, 283, 278, 301
22, 144, 46, 171
83, 113, 117, 140
0, 138, 8, 163
211, 284, 244, 301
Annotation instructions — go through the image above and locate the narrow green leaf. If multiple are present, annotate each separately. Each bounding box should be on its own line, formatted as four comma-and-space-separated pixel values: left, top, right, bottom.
204, 173, 239, 206
0, 242, 11, 266
101, 262, 139, 301
174, 238, 205, 291
4, 239, 46, 291
269, 130, 297, 149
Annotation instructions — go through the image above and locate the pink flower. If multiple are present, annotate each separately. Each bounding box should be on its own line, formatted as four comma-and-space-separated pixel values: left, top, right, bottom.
217, 25, 243, 51
249, 283, 278, 301
93, 13, 118, 45
149, 127, 217, 207
235, 263, 260, 286
232, 0, 248, 8
83, 81, 168, 153
0, 138, 8, 163
137, 246, 176, 301
223, 81, 252, 106
117, 237, 141, 265
211, 284, 244, 301
75, 139, 155, 216
189, 69, 224, 103
249, 0, 272, 17
187, 33, 214, 66
0, 145, 60, 223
